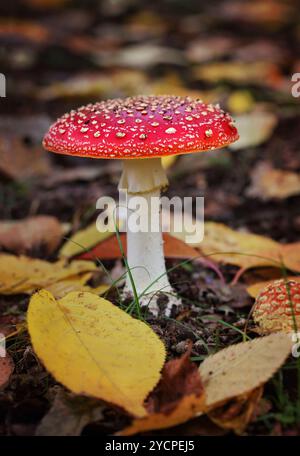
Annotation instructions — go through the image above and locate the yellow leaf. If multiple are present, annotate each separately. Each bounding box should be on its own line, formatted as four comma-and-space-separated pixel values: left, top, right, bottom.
38, 73, 113, 101
0, 254, 97, 295
193, 61, 281, 87
118, 393, 206, 436
59, 223, 114, 259
28, 290, 166, 417
170, 218, 300, 273
200, 332, 292, 409
45, 275, 109, 299
200, 223, 300, 273
227, 90, 255, 114
59, 202, 124, 259
200, 222, 280, 269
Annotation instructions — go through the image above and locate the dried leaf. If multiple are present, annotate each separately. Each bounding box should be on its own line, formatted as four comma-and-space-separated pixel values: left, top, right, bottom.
36, 388, 104, 436
0, 216, 63, 255
125, 11, 166, 39
28, 290, 166, 417
201, 223, 300, 273
200, 332, 292, 409
78, 233, 199, 261
221, 0, 293, 27
0, 353, 14, 390
37, 74, 113, 100
104, 44, 184, 69
170, 218, 300, 273
280, 243, 300, 274
0, 19, 49, 44
193, 62, 282, 88
59, 223, 115, 259
229, 112, 278, 150
0, 135, 51, 180
0, 315, 23, 338
45, 276, 109, 299
193, 222, 280, 269
186, 36, 235, 63
0, 115, 51, 182
246, 162, 300, 200
119, 349, 205, 435
208, 387, 263, 434
0, 254, 97, 295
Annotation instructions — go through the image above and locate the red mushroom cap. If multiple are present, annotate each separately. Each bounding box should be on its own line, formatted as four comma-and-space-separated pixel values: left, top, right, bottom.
253, 279, 300, 333
43, 95, 238, 159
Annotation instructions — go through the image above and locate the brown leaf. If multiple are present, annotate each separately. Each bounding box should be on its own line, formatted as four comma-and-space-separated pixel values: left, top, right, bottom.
208, 387, 263, 434
118, 347, 206, 435
0, 315, 23, 337
246, 162, 300, 200
78, 233, 199, 261
0, 216, 63, 255
0, 116, 51, 185
0, 19, 49, 44
221, 0, 293, 27
147, 345, 203, 415
0, 353, 14, 390
36, 387, 105, 436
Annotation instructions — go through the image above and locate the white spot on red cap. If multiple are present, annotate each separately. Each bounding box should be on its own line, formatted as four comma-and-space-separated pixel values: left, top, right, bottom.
43, 95, 239, 159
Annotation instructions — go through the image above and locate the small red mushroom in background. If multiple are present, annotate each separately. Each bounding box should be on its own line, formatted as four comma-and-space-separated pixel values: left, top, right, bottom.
43, 95, 238, 315
253, 279, 300, 333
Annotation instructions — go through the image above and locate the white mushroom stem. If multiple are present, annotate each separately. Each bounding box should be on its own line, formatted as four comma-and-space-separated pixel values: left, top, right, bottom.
118, 158, 181, 315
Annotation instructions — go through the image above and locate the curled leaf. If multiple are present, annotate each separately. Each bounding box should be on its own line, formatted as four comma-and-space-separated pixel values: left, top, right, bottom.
208, 387, 263, 434
0, 353, 14, 390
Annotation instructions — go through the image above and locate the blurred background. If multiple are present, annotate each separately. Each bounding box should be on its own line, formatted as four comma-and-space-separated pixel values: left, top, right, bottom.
0, 0, 300, 242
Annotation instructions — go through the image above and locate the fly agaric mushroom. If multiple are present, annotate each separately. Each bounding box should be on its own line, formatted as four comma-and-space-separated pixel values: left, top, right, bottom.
43, 96, 238, 315
253, 279, 300, 333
